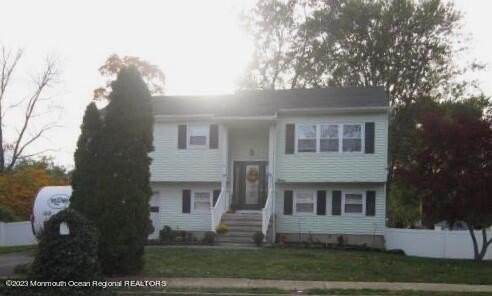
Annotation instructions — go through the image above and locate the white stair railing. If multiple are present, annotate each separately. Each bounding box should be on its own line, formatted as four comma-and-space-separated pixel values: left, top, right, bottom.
211, 185, 228, 232
261, 189, 273, 236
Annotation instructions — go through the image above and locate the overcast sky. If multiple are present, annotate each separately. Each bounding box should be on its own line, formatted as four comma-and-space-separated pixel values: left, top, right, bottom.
0, 0, 491, 168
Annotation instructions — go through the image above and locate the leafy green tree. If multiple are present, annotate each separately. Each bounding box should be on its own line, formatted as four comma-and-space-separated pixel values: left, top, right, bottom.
95, 66, 154, 275
70, 102, 103, 218
387, 181, 420, 228
243, 0, 487, 223
242, 0, 480, 104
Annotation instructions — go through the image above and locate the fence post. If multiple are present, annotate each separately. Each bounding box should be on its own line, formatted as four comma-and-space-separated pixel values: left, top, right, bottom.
0, 222, 4, 246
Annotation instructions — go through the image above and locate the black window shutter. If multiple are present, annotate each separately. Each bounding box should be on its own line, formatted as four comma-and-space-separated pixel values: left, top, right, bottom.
182, 189, 191, 213
332, 190, 342, 215
365, 122, 375, 154
178, 125, 187, 149
210, 124, 219, 149
213, 189, 220, 207
285, 124, 295, 154
366, 191, 376, 216
284, 190, 293, 215
317, 191, 326, 215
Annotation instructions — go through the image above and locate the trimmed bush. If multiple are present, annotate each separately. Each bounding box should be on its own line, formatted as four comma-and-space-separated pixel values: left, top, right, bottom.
31, 208, 102, 282
215, 223, 228, 234
0, 205, 18, 222
159, 225, 177, 242
252, 231, 264, 247
202, 231, 216, 245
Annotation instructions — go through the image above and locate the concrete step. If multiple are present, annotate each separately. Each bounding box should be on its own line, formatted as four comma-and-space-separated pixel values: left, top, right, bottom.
221, 215, 262, 221
215, 242, 257, 247
220, 220, 262, 227
223, 226, 261, 234
222, 213, 261, 218
219, 231, 256, 238
216, 236, 255, 244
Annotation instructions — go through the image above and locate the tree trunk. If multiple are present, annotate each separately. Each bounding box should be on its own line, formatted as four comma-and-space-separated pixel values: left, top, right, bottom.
466, 224, 492, 261
0, 108, 3, 172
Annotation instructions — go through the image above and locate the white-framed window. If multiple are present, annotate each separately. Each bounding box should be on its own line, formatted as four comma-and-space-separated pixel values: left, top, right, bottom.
343, 192, 364, 215
188, 125, 208, 147
193, 191, 211, 211
342, 124, 362, 152
320, 124, 339, 152
295, 123, 364, 153
297, 124, 317, 152
295, 191, 316, 214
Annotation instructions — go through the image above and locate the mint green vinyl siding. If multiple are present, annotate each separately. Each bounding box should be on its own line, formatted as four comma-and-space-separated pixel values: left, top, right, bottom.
276, 113, 388, 183
275, 183, 386, 235
151, 182, 220, 232
150, 122, 222, 182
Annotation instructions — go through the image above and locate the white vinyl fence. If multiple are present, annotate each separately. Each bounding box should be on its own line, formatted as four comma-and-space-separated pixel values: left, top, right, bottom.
385, 228, 492, 260
0, 221, 37, 246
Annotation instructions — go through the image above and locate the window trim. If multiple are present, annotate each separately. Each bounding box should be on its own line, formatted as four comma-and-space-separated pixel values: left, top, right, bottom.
294, 191, 316, 215
342, 123, 363, 153
296, 124, 317, 153
342, 191, 365, 216
187, 124, 209, 148
295, 122, 365, 154
192, 190, 212, 212
320, 123, 340, 153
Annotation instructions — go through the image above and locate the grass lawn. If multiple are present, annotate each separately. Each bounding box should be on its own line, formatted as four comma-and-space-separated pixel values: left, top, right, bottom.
143, 246, 492, 284
0, 245, 36, 255
118, 287, 492, 296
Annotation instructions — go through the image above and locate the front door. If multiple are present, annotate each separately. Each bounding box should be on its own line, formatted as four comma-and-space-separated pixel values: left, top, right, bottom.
233, 161, 268, 210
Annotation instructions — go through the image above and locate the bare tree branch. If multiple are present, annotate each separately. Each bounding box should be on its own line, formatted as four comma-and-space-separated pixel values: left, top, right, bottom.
1, 53, 60, 171
0, 46, 23, 171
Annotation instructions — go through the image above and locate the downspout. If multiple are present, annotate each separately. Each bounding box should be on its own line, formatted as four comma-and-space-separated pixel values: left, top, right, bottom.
271, 122, 277, 243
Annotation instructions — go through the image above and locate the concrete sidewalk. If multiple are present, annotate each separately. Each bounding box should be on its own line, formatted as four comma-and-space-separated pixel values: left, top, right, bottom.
118, 277, 492, 293
0, 251, 34, 277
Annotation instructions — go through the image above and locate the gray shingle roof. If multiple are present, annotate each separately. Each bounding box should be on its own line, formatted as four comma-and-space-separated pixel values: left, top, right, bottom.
152, 87, 388, 116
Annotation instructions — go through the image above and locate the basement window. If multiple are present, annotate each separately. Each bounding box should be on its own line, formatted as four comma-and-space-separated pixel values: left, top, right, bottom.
344, 193, 364, 215
295, 192, 315, 214
193, 191, 211, 211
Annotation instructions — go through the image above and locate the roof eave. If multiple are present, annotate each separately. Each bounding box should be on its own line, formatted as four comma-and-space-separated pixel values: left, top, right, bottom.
278, 106, 389, 115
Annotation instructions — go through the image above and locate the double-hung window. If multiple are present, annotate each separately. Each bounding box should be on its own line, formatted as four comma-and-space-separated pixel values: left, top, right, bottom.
344, 193, 363, 214
297, 125, 317, 152
342, 124, 362, 152
189, 125, 208, 147
320, 124, 339, 152
295, 192, 315, 214
193, 191, 211, 211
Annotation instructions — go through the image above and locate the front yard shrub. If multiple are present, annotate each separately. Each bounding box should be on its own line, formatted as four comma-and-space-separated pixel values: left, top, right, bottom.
0, 205, 19, 222
215, 223, 228, 234
202, 231, 216, 245
31, 209, 101, 281
30, 209, 106, 295
252, 231, 264, 246
159, 225, 177, 242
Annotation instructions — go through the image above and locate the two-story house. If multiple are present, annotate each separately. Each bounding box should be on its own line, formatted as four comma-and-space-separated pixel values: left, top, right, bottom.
148, 87, 388, 247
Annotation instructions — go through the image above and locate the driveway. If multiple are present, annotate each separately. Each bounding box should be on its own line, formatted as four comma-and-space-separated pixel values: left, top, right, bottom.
0, 251, 34, 277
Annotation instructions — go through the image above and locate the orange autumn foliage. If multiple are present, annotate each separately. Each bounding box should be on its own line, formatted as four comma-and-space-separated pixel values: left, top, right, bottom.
0, 167, 68, 219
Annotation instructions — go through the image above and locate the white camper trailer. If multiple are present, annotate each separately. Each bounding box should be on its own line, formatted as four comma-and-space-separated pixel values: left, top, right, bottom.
31, 186, 72, 237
